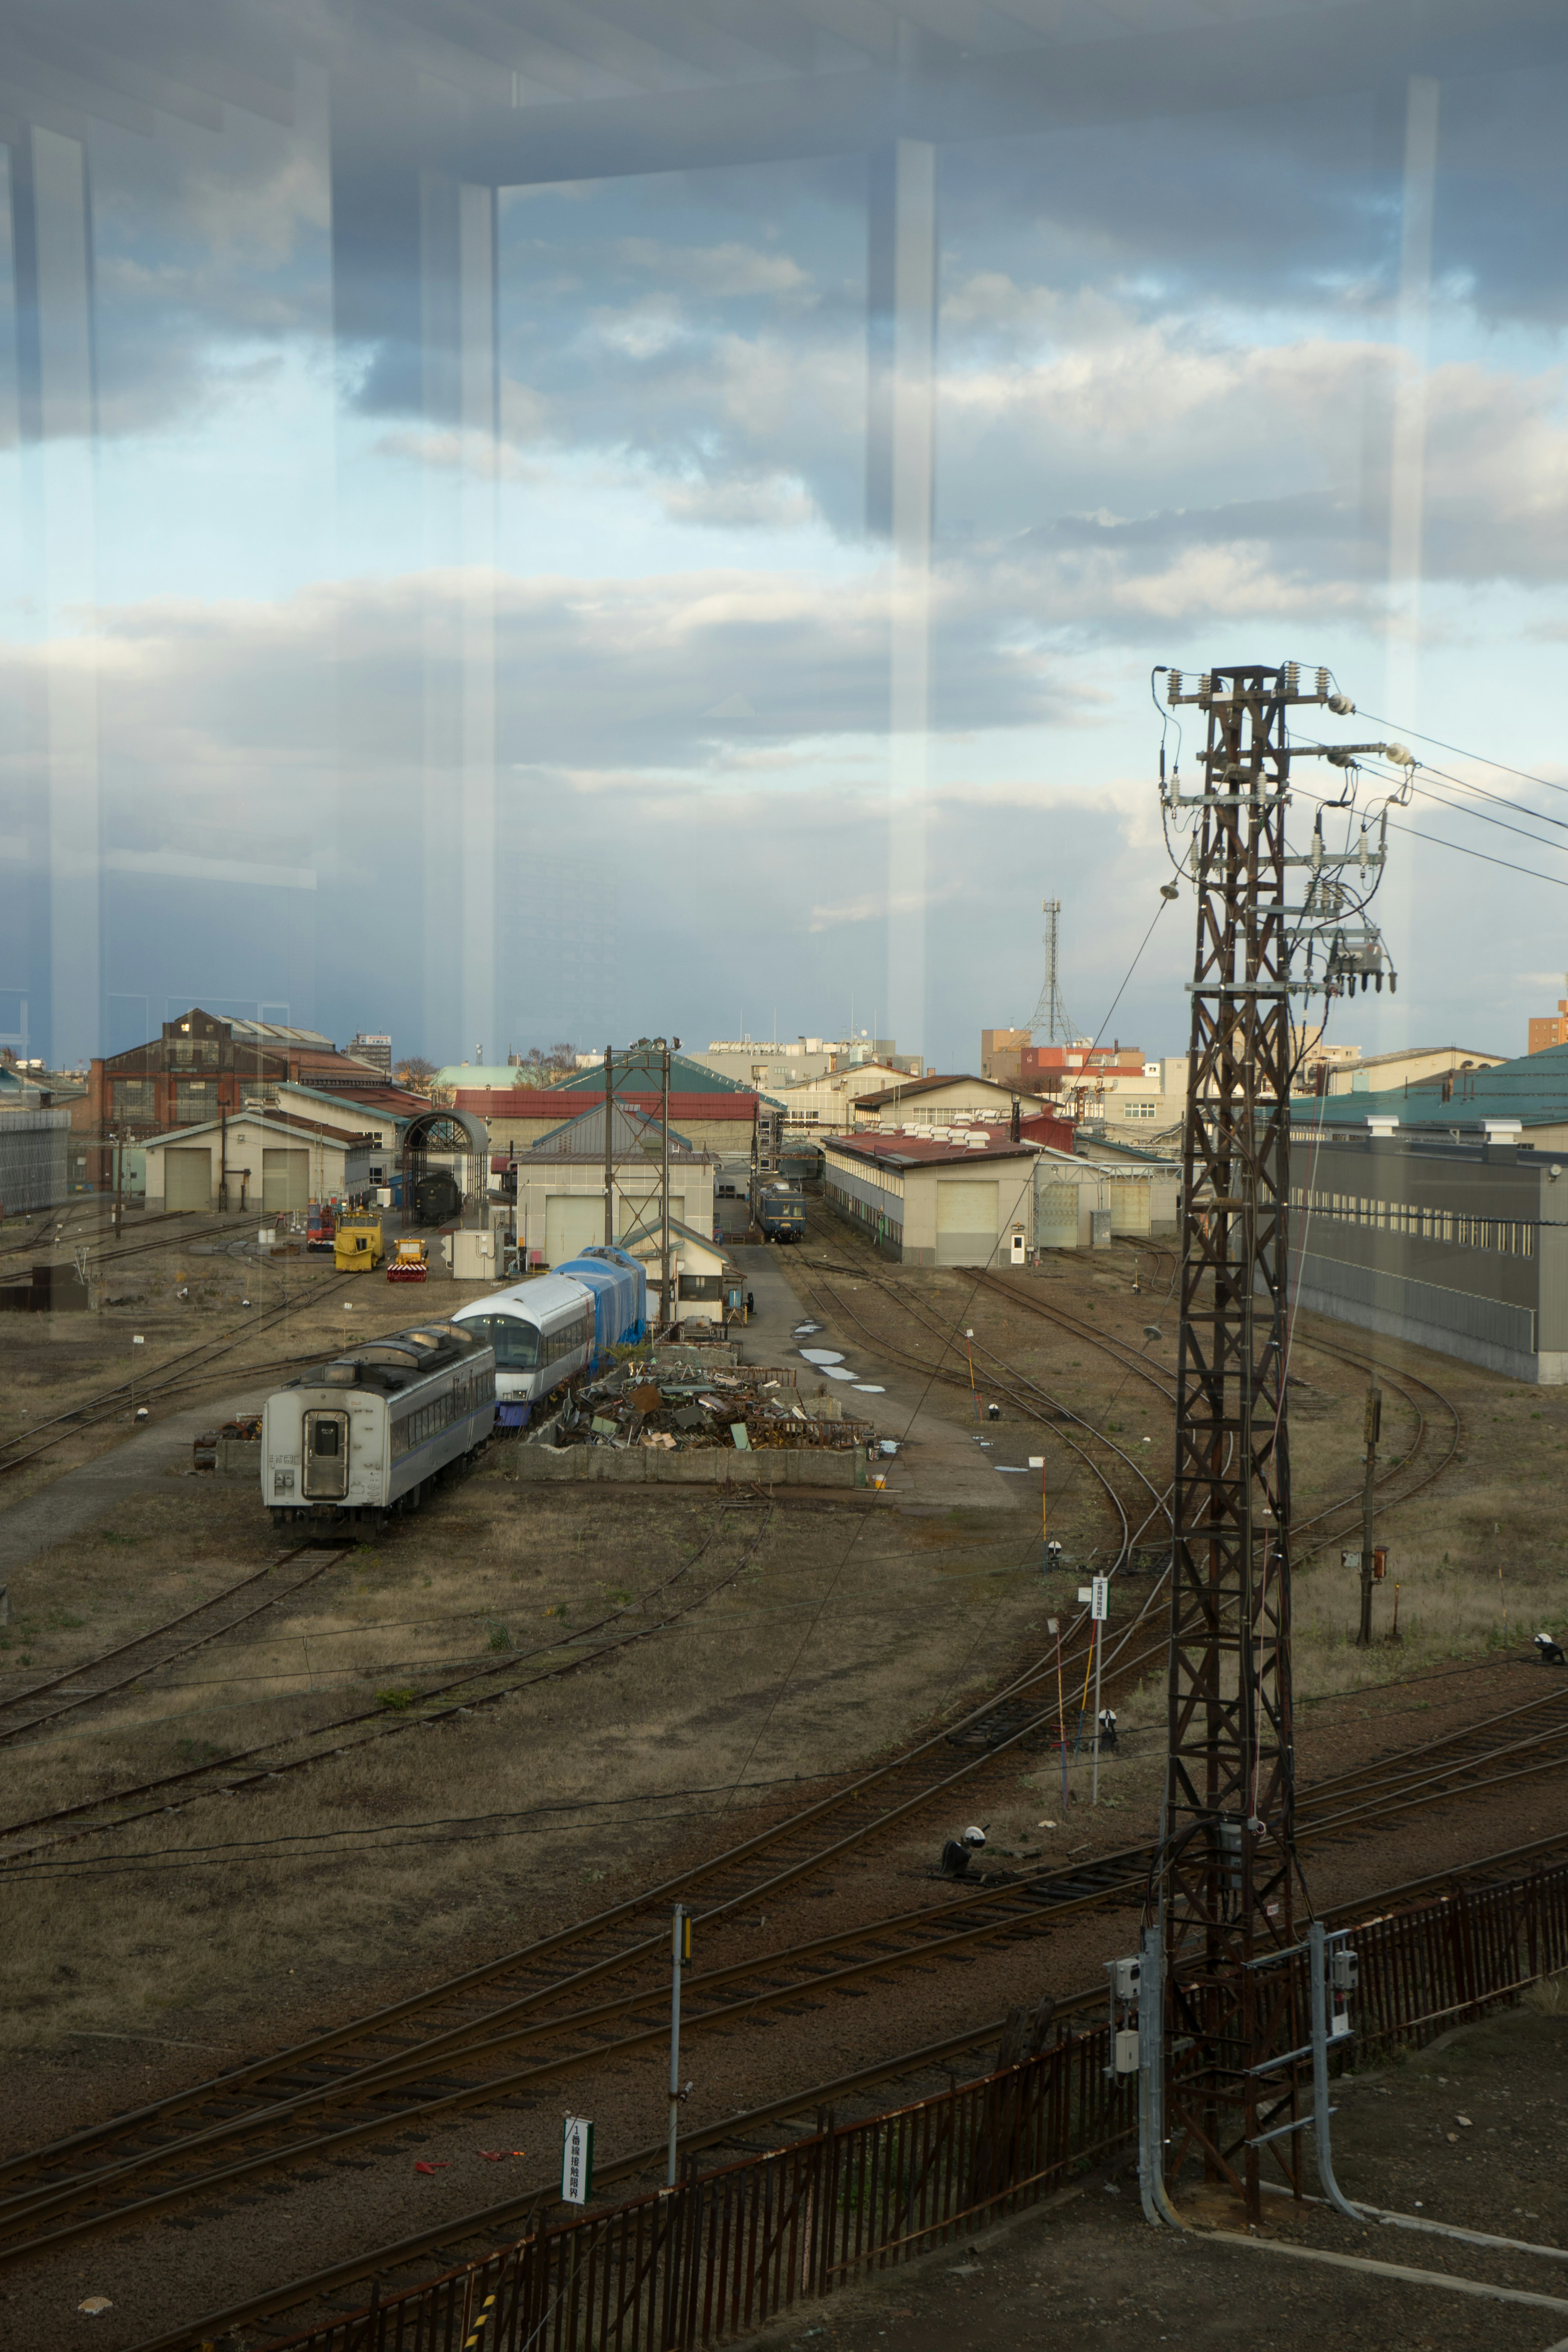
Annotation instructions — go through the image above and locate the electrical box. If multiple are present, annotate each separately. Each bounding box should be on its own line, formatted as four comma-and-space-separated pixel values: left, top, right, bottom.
1113, 2029, 1140, 2076
1111, 1956, 1141, 2002
1330, 1949, 1359, 1992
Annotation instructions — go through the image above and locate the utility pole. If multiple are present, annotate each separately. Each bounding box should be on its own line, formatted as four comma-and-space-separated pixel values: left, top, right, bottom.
668, 1904, 691, 2186
1358, 1383, 1381, 1647
603, 1043, 614, 1247
112, 1129, 123, 1241
1156, 662, 1397, 2227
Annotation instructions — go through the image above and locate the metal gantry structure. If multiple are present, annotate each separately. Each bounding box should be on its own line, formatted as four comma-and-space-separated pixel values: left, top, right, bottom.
1029, 898, 1077, 1045
1153, 662, 1400, 2222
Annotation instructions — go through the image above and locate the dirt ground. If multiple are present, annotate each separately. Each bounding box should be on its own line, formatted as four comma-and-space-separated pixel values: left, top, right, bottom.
7, 1204, 1568, 2348
747, 1999, 1568, 2352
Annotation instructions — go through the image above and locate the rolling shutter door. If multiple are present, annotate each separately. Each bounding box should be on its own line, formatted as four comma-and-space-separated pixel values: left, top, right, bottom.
546, 1194, 604, 1264
261, 1148, 310, 1214
164, 1147, 212, 1212
1108, 1178, 1152, 1235
1036, 1182, 1080, 1251
935, 1179, 998, 1268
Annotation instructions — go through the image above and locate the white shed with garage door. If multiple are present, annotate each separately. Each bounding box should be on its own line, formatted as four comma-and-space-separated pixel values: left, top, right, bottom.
140, 1115, 372, 1216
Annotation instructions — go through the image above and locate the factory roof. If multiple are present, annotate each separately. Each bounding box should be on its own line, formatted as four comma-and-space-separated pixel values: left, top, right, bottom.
276, 1078, 429, 1125
456, 1087, 758, 1123
1301, 1041, 1568, 1132
546, 1051, 760, 1098
135, 1109, 378, 1149
528, 1100, 696, 1156
827, 1130, 1042, 1172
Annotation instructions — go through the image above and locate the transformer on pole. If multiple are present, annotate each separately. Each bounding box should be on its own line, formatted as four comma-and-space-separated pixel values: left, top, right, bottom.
1154, 662, 1402, 2225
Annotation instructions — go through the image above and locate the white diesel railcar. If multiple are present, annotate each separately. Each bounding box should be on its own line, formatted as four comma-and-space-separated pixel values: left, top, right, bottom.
262, 1320, 497, 1525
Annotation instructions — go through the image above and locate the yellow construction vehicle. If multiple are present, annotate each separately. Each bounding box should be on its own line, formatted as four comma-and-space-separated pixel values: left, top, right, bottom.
333, 1216, 385, 1272
388, 1236, 428, 1284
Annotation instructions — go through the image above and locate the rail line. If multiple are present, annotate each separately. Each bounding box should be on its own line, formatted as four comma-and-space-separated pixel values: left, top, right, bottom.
0, 1497, 782, 1862
0, 1562, 1172, 2271
124, 1820, 1568, 2352
0, 1546, 353, 1748
6, 1627, 1568, 2284
800, 1242, 1461, 1565
0, 1264, 362, 1480
791, 1258, 1173, 1568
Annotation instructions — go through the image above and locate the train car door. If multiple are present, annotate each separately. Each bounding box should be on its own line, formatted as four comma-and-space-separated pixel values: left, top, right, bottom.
302, 1409, 350, 1499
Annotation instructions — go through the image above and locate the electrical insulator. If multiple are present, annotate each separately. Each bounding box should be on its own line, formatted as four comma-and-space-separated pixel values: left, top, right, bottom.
1383, 740, 1417, 769
1167, 669, 1182, 702
1316, 667, 1330, 698
1283, 661, 1299, 691
1196, 672, 1212, 701
1328, 691, 1355, 715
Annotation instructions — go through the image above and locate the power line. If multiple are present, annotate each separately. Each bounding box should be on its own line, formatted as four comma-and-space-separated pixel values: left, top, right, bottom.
1355, 709, 1568, 805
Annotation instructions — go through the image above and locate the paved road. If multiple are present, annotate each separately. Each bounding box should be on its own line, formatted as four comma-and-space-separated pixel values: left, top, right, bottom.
730, 1243, 1018, 1512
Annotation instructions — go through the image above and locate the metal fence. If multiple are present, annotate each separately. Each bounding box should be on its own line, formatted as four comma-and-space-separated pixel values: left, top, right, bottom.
265, 1858, 1568, 2352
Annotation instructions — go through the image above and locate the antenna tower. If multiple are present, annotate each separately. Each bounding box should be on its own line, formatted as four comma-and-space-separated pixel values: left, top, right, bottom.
1153, 661, 1398, 2226
1029, 898, 1076, 1043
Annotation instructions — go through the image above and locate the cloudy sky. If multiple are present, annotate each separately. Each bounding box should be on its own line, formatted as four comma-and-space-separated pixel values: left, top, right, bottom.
3, 1, 1568, 1069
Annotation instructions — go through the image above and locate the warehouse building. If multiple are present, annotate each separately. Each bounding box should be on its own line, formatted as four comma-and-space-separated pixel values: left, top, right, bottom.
851, 1073, 1047, 1131
454, 1049, 768, 1160
506, 1100, 716, 1266
1288, 1116, 1568, 1382
140, 1111, 374, 1214
824, 1131, 1040, 1265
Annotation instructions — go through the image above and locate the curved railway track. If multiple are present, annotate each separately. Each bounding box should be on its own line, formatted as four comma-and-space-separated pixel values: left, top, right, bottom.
0, 1496, 782, 1863
0, 1545, 352, 1748
5, 1621, 1568, 2289
0, 1561, 1173, 2273
0, 1264, 362, 1481
797, 1243, 1461, 1567
792, 1258, 1174, 1568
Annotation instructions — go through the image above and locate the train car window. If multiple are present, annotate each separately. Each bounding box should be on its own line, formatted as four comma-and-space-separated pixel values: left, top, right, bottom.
313, 1423, 340, 1455
462, 1316, 539, 1368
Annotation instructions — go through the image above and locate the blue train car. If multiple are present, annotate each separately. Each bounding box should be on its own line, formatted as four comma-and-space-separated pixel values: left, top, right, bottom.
556, 1247, 647, 1356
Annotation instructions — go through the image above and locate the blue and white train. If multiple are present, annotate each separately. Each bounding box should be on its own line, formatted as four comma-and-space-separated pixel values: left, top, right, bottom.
452, 1246, 646, 1425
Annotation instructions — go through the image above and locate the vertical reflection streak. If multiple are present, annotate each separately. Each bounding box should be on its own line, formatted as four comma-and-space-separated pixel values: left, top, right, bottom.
869, 134, 935, 1057
1387, 74, 1439, 723
23, 125, 100, 1070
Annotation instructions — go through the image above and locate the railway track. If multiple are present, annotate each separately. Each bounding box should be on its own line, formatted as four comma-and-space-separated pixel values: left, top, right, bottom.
0, 1497, 783, 1864
0, 1263, 362, 1481
5, 1624, 1568, 2291
0, 1561, 1172, 2273
0, 1545, 353, 1748
798, 1241, 1460, 1567
125, 1815, 1568, 2352
791, 1257, 1174, 1568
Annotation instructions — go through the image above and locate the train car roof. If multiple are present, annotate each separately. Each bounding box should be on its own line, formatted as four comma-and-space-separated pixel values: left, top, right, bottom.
452, 1271, 589, 1323
286, 1320, 489, 1393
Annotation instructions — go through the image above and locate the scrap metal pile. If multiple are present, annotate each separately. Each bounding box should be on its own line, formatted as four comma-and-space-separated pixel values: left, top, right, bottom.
540, 1357, 872, 1455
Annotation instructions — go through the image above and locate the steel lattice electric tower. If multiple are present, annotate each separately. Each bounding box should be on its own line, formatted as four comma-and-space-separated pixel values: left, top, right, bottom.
1029, 898, 1076, 1043
1155, 662, 1398, 2223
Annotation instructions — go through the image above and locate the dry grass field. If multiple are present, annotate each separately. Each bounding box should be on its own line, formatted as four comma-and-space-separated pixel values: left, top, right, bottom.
4, 1205, 1568, 2086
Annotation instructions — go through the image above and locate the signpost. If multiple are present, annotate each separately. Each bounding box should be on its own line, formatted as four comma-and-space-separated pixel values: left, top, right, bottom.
1029, 1457, 1046, 1574
561, 2114, 594, 2206
1089, 1576, 1109, 1806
